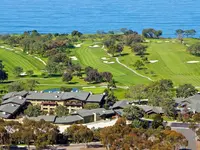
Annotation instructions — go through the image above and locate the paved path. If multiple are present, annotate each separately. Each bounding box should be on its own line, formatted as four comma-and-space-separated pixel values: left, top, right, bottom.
115, 57, 153, 81
102, 45, 153, 82
172, 128, 196, 150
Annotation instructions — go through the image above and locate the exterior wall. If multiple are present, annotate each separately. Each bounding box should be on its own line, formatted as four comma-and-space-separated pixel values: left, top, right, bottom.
28, 99, 84, 114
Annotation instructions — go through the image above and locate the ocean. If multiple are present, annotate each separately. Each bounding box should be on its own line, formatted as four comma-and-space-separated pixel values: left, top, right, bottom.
0, 0, 200, 37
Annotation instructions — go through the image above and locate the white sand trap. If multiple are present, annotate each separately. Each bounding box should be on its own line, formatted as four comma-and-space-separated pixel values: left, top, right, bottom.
20, 72, 27, 76
103, 61, 115, 64
165, 41, 170, 43
89, 45, 100, 48
74, 43, 82, 48
101, 57, 109, 60
172, 41, 176, 43
145, 40, 150, 43
187, 61, 199, 64
157, 41, 162, 43
70, 56, 78, 61
186, 44, 190, 47
0, 46, 5, 48
5, 47, 13, 50
150, 60, 158, 63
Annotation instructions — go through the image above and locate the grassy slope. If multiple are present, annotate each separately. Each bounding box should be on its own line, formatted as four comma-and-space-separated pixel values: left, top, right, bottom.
119, 39, 200, 86
0, 48, 45, 78
74, 42, 150, 86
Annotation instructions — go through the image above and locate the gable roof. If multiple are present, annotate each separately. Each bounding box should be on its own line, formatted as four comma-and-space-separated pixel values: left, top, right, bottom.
112, 100, 130, 109
0, 111, 12, 119
26, 92, 63, 101
86, 94, 104, 103
2, 96, 26, 106
28, 115, 57, 123
55, 115, 83, 124
72, 108, 115, 117
61, 92, 90, 101
2, 91, 28, 100
136, 105, 164, 114
26, 91, 90, 101
0, 103, 20, 114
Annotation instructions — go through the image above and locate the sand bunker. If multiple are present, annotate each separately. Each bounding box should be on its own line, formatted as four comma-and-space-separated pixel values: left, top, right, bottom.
89, 45, 100, 48
150, 60, 158, 63
101, 57, 109, 60
145, 40, 150, 43
70, 56, 78, 61
157, 41, 162, 43
165, 41, 170, 43
186, 44, 190, 47
103, 61, 115, 64
20, 72, 27, 76
187, 61, 199, 64
82, 86, 96, 89
0, 46, 13, 50
74, 43, 82, 48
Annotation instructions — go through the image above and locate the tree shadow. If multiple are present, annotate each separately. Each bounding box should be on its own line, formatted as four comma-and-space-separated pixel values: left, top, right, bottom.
68, 81, 78, 84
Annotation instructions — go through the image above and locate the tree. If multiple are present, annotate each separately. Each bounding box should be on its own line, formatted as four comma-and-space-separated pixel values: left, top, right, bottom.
0, 126, 9, 145
71, 30, 82, 37
60, 87, 72, 92
0, 70, 8, 83
133, 60, 145, 70
105, 89, 118, 107
8, 81, 24, 92
84, 103, 100, 110
55, 105, 69, 117
124, 34, 143, 46
0, 60, 8, 83
125, 84, 146, 102
62, 72, 73, 83
116, 43, 124, 55
131, 43, 147, 56
193, 113, 200, 123
65, 124, 93, 147
24, 79, 39, 91
13, 66, 23, 77
152, 114, 163, 129
176, 84, 197, 98
24, 105, 42, 117
84, 69, 102, 83
142, 28, 162, 38
26, 70, 34, 76
107, 79, 117, 89
123, 105, 144, 120
187, 42, 200, 56
175, 29, 184, 42
101, 72, 113, 82
184, 29, 196, 37
103, 39, 115, 48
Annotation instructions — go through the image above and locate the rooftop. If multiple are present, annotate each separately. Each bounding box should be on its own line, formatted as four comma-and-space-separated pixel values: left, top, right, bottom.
55, 115, 83, 124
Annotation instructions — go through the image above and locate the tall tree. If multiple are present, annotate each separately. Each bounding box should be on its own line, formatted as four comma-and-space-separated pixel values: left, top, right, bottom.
176, 84, 197, 98
125, 84, 146, 101
55, 105, 69, 117
13, 66, 23, 77
24, 105, 42, 117
131, 43, 147, 56
123, 105, 144, 120
0, 60, 8, 83
62, 72, 73, 83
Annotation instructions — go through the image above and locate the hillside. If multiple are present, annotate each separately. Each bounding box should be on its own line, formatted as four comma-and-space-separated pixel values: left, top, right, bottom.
118, 38, 200, 86
0, 47, 45, 78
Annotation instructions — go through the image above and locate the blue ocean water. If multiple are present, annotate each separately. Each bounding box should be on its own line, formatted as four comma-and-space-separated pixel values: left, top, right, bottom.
0, 0, 200, 36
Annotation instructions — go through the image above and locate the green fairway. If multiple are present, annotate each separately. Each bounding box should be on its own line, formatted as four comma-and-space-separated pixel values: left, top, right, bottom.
119, 39, 200, 86
74, 44, 150, 86
0, 48, 45, 78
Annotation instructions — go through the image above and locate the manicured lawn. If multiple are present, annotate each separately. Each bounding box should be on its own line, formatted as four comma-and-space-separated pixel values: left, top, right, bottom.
0, 48, 45, 78
74, 44, 150, 86
119, 39, 200, 86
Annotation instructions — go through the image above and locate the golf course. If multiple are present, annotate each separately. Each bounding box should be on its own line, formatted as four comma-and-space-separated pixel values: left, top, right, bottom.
1, 37, 200, 96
